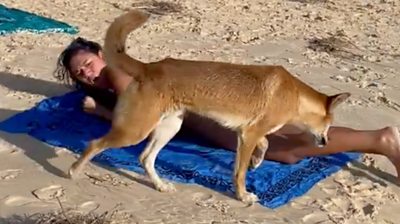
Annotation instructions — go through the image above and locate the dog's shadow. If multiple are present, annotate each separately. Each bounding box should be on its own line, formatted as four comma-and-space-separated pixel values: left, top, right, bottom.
0, 72, 71, 177
0, 111, 66, 177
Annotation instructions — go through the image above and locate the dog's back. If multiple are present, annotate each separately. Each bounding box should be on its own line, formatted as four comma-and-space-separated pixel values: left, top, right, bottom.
143, 59, 300, 126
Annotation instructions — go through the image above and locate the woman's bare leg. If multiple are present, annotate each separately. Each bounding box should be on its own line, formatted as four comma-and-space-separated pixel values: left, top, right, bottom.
265, 126, 400, 177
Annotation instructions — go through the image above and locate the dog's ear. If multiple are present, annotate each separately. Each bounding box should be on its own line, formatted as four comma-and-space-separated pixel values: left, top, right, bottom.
327, 92, 351, 113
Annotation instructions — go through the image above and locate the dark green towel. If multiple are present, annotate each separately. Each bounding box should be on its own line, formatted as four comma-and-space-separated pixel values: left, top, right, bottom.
0, 4, 78, 35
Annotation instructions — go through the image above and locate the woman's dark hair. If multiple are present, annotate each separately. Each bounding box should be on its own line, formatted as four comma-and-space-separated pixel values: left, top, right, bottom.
54, 37, 102, 87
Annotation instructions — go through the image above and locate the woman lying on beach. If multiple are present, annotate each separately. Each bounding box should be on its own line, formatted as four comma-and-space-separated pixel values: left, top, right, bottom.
54, 37, 400, 177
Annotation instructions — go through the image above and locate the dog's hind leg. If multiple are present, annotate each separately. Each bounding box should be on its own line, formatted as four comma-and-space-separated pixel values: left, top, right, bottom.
139, 110, 184, 192
249, 124, 284, 169
68, 127, 151, 179
68, 88, 163, 179
249, 137, 269, 170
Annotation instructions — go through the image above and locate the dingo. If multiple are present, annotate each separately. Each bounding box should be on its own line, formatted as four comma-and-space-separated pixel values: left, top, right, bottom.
68, 10, 350, 204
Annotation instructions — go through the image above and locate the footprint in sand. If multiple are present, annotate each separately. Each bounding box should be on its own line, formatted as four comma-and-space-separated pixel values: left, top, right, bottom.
302, 212, 329, 223
192, 192, 214, 202
0, 169, 23, 180
78, 201, 100, 212
32, 185, 65, 201
192, 192, 230, 213
1, 195, 37, 207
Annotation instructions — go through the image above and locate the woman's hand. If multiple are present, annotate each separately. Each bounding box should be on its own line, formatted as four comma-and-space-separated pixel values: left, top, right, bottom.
82, 96, 97, 114
81, 95, 113, 120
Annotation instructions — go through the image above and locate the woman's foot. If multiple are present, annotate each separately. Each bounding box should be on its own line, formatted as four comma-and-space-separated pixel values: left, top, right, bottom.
378, 126, 400, 178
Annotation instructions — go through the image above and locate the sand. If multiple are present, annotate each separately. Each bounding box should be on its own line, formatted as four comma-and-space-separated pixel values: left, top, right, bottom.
0, 0, 400, 223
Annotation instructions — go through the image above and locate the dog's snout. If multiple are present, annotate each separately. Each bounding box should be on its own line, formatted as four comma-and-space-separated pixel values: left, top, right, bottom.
321, 136, 327, 146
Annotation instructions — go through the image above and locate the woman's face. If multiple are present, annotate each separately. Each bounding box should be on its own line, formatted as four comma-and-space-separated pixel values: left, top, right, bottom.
69, 50, 106, 85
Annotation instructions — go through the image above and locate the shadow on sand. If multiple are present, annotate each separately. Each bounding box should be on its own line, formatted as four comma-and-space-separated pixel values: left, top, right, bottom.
0, 71, 70, 97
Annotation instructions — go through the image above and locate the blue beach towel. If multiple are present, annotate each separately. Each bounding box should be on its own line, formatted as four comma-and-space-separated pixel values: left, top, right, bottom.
0, 4, 78, 35
0, 91, 359, 208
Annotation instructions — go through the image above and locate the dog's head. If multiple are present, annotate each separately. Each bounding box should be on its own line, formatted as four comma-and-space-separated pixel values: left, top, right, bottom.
299, 92, 350, 147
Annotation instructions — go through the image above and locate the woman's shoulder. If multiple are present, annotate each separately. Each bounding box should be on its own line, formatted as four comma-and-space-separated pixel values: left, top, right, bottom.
102, 66, 131, 79
102, 66, 133, 94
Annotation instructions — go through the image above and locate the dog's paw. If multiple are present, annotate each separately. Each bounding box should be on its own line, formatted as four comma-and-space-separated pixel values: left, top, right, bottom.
67, 168, 77, 179
238, 192, 259, 205
67, 163, 81, 180
250, 139, 268, 170
156, 181, 176, 193
249, 155, 263, 170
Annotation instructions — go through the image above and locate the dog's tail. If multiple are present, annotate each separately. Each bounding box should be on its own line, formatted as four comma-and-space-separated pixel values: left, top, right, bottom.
103, 10, 150, 76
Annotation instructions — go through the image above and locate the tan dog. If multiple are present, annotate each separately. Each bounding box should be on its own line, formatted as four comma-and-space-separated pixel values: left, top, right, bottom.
68, 10, 350, 204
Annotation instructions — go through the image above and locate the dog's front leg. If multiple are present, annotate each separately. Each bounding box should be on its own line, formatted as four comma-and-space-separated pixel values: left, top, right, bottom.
234, 128, 263, 205
139, 110, 184, 193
